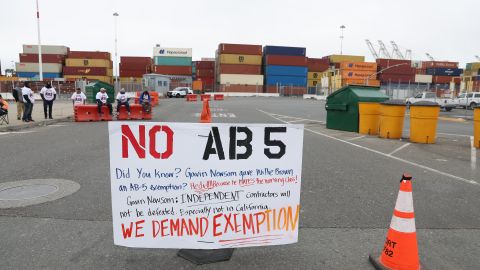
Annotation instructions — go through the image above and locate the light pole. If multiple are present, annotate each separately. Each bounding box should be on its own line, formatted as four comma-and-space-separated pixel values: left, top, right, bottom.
113, 12, 119, 91
339, 25, 346, 55
36, 0, 43, 81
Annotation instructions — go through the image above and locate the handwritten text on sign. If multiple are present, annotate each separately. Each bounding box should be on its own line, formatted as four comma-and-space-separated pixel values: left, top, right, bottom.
109, 122, 304, 249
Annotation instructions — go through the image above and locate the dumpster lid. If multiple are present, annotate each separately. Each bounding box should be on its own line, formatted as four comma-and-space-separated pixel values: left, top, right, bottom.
410, 101, 440, 107
351, 88, 389, 99
381, 99, 406, 106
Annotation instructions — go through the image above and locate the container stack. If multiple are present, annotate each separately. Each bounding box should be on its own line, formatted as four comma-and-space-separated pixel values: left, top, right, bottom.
216, 43, 263, 92
425, 63, 462, 85
307, 58, 330, 94
376, 59, 415, 84
464, 62, 480, 91
339, 62, 379, 87
195, 60, 215, 91
119, 56, 151, 83
16, 45, 69, 79
263, 46, 307, 95
153, 47, 192, 76
326, 55, 365, 68
64, 51, 113, 84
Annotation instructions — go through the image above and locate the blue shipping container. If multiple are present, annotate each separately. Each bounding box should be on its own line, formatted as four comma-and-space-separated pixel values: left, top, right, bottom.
265, 75, 307, 86
16, 72, 62, 79
154, 56, 192, 66
264, 46, 306, 56
426, 68, 463, 76
307, 87, 317, 94
265, 65, 307, 77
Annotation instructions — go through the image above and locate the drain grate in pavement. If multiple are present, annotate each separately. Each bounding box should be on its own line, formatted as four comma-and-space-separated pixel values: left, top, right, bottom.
0, 179, 80, 209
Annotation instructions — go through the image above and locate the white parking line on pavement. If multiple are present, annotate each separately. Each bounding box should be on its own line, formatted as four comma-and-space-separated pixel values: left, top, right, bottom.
388, 143, 411, 156
471, 136, 477, 171
346, 135, 366, 141
258, 109, 479, 186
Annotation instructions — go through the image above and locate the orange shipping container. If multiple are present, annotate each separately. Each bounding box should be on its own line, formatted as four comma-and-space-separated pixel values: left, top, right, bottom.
339, 62, 377, 71
342, 78, 380, 87
340, 70, 377, 80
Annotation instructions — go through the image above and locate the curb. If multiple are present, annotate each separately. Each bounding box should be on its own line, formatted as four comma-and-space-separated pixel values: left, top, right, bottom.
0, 116, 73, 132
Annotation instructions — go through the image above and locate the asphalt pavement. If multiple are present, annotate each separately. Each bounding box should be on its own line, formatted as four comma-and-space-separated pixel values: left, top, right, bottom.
0, 97, 478, 270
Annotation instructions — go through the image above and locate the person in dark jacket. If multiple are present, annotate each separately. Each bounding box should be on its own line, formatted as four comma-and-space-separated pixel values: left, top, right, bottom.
12, 86, 24, 120
40, 83, 57, 119
21, 82, 34, 122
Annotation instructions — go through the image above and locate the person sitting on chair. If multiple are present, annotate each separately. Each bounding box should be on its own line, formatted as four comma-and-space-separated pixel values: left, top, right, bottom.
95, 88, 112, 115
139, 90, 151, 113
116, 88, 130, 114
0, 94, 9, 117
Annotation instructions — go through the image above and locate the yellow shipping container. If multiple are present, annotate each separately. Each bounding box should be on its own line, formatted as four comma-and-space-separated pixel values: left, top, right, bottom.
107, 69, 113, 77
66, 58, 112, 68
219, 54, 262, 65
329, 55, 365, 64
0, 76, 20, 81
467, 62, 480, 70
308, 72, 323, 80
308, 79, 321, 87
65, 75, 112, 84
119, 77, 142, 83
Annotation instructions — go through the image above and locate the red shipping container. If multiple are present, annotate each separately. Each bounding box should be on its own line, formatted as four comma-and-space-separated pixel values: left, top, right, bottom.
196, 77, 214, 84
380, 65, 416, 75
196, 61, 215, 69
119, 62, 151, 72
422, 61, 458, 69
68, 51, 111, 60
63, 66, 109, 76
19, 53, 65, 64
379, 74, 415, 83
120, 56, 151, 65
376, 58, 411, 67
196, 69, 214, 77
120, 70, 146, 77
218, 43, 262, 55
218, 64, 262, 75
153, 65, 192, 75
218, 84, 262, 93
432, 76, 454, 84
264, 55, 307, 66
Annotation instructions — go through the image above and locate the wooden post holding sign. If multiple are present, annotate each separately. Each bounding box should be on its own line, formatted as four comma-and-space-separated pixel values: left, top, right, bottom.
108, 122, 304, 264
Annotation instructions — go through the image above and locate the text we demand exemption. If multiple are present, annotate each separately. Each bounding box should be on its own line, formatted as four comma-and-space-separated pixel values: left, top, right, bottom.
108, 122, 304, 249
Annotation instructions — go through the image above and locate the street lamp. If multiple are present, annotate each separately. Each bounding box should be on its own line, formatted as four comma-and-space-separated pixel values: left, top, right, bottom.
339, 25, 346, 55
113, 12, 119, 91
36, 0, 43, 81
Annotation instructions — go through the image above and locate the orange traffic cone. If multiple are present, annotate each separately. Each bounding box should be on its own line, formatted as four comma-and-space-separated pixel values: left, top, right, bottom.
200, 99, 211, 123
369, 173, 422, 270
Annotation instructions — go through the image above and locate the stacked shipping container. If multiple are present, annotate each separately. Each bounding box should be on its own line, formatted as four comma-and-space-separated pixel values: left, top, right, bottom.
306, 58, 329, 94
194, 60, 215, 91
339, 62, 380, 87
263, 46, 307, 94
216, 43, 263, 92
463, 62, 480, 91
376, 59, 415, 84
119, 56, 151, 83
16, 45, 69, 79
63, 51, 113, 84
153, 47, 192, 76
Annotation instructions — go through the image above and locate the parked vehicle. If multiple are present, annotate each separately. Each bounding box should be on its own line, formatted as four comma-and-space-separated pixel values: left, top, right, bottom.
167, 87, 193, 98
455, 92, 480, 110
406, 92, 456, 111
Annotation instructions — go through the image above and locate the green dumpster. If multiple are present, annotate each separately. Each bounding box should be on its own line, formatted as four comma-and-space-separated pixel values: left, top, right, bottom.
85, 81, 115, 104
325, 85, 389, 132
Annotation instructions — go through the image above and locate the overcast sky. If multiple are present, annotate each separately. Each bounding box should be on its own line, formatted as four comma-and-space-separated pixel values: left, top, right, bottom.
1, 0, 479, 74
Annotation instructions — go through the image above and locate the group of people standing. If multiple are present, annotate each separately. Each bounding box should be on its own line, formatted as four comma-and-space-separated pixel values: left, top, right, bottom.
12, 81, 56, 122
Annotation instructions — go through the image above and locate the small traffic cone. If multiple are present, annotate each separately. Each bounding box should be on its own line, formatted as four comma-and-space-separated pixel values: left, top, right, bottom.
369, 173, 422, 270
200, 99, 211, 123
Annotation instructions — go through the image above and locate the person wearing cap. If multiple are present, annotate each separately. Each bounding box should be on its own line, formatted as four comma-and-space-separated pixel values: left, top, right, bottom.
21, 81, 35, 122
40, 82, 57, 119
12, 86, 24, 120
116, 88, 130, 114
71, 88, 86, 105
0, 94, 9, 117
95, 88, 112, 115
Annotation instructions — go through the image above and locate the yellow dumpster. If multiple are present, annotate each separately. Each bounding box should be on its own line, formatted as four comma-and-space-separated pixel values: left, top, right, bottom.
409, 101, 440, 144
358, 102, 381, 135
474, 107, 480, 148
379, 100, 406, 139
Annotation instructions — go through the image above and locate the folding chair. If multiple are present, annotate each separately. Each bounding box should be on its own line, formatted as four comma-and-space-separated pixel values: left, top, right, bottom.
0, 111, 9, 125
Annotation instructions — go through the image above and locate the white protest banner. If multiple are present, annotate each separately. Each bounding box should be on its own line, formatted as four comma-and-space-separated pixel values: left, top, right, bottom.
109, 122, 304, 249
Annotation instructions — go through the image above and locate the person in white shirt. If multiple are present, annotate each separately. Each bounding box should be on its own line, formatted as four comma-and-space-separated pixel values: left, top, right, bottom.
95, 88, 112, 115
71, 88, 87, 105
40, 83, 57, 119
21, 81, 35, 122
116, 88, 130, 113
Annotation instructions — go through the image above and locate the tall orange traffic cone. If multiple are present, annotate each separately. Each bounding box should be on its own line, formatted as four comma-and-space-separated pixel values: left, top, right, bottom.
369, 173, 422, 270
200, 99, 211, 123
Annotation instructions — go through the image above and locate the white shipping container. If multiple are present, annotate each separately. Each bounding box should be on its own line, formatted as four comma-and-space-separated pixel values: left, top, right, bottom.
16, 62, 63, 73
153, 47, 192, 57
415, 74, 433, 84
219, 74, 264, 85
23, 44, 69, 55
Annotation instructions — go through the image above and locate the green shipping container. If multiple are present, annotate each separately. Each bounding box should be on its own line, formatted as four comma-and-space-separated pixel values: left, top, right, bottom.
85, 81, 115, 104
154, 56, 192, 66
325, 85, 389, 132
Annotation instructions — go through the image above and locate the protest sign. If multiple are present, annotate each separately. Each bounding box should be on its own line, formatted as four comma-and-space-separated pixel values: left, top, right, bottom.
109, 122, 304, 249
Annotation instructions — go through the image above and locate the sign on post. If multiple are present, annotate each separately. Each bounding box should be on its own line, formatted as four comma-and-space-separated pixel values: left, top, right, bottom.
109, 122, 304, 249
